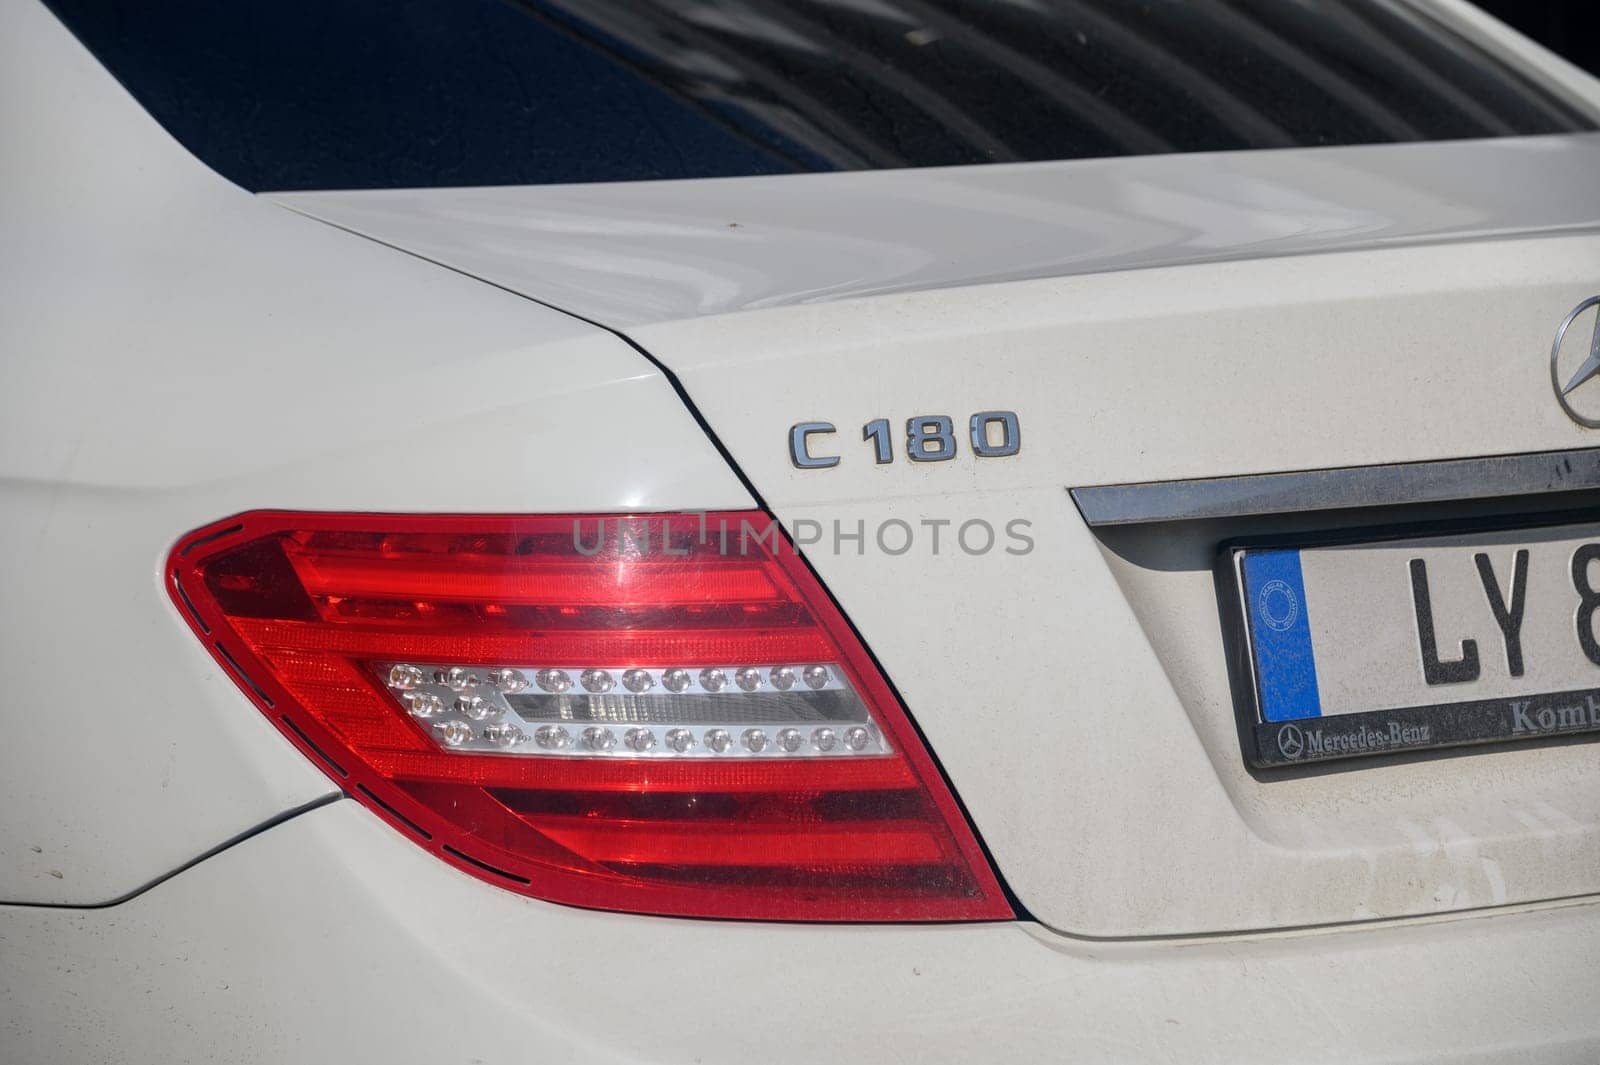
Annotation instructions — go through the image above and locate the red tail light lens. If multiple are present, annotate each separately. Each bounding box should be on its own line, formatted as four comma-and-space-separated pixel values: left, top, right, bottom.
168, 511, 1010, 921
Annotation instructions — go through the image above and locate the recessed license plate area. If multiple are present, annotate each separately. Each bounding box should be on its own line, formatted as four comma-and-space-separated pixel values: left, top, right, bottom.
1234, 521, 1600, 766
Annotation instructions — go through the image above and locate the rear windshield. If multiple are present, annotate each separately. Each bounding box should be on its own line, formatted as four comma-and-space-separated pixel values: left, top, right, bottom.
48, 0, 1597, 191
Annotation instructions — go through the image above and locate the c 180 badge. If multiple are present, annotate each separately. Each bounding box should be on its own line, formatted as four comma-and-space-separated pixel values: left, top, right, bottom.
790, 411, 1020, 469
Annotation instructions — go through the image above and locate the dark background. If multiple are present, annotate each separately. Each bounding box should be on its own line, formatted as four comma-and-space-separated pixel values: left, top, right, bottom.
44, 0, 1600, 193
1475, 1, 1600, 75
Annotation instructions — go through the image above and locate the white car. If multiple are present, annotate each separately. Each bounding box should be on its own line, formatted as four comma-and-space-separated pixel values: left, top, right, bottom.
6, 0, 1600, 1061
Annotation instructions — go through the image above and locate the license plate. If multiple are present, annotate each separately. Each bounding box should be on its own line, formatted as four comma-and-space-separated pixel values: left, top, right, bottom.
1233, 521, 1600, 766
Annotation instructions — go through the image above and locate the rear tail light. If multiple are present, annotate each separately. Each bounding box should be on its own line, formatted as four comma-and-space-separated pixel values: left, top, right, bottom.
168, 511, 1010, 921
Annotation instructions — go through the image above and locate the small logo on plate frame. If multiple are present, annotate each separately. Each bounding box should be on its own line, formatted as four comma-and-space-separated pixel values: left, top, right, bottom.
1277, 723, 1305, 760
1551, 295, 1600, 428
1258, 579, 1299, 632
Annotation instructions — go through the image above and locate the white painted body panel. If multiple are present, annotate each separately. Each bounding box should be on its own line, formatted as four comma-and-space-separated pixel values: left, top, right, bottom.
8, 0, 1600, 1058
0, 0, 748, 903
260, 189, 1600, 935
6, 798, 1600, 1065
627, 239, 1600, 936
275, 133, 1600, 331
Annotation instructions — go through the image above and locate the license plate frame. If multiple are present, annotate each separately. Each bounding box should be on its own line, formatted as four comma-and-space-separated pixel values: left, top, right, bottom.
1221, 511, 1600, 768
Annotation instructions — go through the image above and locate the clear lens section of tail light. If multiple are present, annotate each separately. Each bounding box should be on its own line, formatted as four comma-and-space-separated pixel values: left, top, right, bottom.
378, 660, 885, 758
167, 511, 1010, 922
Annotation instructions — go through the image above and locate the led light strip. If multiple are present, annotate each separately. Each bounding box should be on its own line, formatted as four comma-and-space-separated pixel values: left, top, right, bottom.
380, 662, 888, 758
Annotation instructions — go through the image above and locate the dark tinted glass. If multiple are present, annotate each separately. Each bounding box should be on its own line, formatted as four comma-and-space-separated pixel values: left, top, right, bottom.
47, 0, 1595, 191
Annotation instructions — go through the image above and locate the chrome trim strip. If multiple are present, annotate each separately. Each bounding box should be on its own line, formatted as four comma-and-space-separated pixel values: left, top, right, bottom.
1071, 448, 1600, 526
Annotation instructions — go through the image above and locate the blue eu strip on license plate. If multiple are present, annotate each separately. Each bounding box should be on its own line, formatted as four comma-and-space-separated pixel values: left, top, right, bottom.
1233, 523, 1600, 767
1239, 549, 1321, 723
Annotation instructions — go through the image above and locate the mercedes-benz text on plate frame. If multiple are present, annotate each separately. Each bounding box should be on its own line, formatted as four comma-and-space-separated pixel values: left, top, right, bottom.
1552, 296, 1600, 428
1234, 522, 1600, 767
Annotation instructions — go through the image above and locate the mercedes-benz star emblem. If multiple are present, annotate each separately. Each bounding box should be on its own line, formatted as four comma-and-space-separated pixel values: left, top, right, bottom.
1277, 723, 1305, 760
1551, 295, 1600, 428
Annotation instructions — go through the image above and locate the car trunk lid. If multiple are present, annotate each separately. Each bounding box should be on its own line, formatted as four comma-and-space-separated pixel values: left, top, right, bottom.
272, 142, 1600, 935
